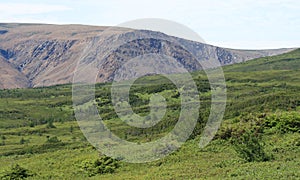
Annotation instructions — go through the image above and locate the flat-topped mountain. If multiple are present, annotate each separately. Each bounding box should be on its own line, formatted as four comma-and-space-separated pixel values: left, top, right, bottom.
0, 23, 295, 89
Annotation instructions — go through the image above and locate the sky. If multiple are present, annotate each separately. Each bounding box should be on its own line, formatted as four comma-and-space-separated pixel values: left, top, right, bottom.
0, 0, 299, 49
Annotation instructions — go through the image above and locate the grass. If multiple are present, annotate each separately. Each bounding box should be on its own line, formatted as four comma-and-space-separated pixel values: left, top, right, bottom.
0, 49, 299, 179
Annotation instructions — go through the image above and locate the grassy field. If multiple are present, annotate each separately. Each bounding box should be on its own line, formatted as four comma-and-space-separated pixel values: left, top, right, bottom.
0, 49, 299, 179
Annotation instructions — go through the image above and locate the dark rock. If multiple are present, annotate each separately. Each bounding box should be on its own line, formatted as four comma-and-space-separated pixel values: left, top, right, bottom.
0, 30, 8, 35
0, 49, 14, 59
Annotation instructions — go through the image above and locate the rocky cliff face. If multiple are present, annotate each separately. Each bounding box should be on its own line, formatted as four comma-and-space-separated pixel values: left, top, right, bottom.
0, 23, 295, 89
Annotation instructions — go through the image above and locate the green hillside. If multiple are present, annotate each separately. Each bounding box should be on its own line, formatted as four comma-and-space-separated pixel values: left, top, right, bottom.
0, 49, 299, 179
224, 48, 300, 71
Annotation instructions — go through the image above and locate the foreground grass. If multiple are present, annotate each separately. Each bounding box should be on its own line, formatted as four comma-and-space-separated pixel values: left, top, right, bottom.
0, 121, 299, 179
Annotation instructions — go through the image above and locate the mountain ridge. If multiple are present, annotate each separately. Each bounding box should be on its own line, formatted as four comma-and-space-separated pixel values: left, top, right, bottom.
0, 23, 295, 89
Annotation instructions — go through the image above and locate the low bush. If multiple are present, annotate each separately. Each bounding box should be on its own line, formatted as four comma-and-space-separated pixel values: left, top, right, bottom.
77, 155, 120, 177
231, 130, 273, 162
1, 164, 34, 179
264, 112, 300, 133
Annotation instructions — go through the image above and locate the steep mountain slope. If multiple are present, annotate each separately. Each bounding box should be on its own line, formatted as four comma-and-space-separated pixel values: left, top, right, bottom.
0, 56, 29, 89
0, 23, 295, 89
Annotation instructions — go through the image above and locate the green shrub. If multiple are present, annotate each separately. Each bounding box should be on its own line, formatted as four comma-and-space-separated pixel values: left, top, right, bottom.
264, 112, 300, 133
0, 140, 5, 146
1, 135, 6, 140
46, 120, 56, 128
29, 121, 35, 127
1, 164, 34, 179
217, 113, 265, 140
19, 138, 25, 145
46, 136, 60, 143
78, 155, 120, 177
231, 130, 273, 162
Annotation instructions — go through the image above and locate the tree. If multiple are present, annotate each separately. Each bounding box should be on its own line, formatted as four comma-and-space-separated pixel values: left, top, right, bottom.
0, 135, 6, 146
70, 126, 74, 133
20, 138, 26, 145
1, 135, 6, 140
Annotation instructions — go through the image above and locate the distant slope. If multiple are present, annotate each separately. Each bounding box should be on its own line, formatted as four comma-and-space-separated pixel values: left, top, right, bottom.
224, 48, 300, 72
0, 23, 295, 89
0, 56, 29, 89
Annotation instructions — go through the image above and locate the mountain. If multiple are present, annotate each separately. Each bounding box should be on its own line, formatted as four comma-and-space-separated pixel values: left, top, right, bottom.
0, 23, 295, 89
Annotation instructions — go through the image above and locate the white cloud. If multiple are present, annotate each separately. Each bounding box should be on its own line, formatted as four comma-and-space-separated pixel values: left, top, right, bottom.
0, 3, 71, 16
0, 0, 298, 49
0, 16, 66, 25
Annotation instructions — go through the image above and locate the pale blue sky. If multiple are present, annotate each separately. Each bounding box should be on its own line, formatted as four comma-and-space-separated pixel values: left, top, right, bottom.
0, 0, 299, 49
